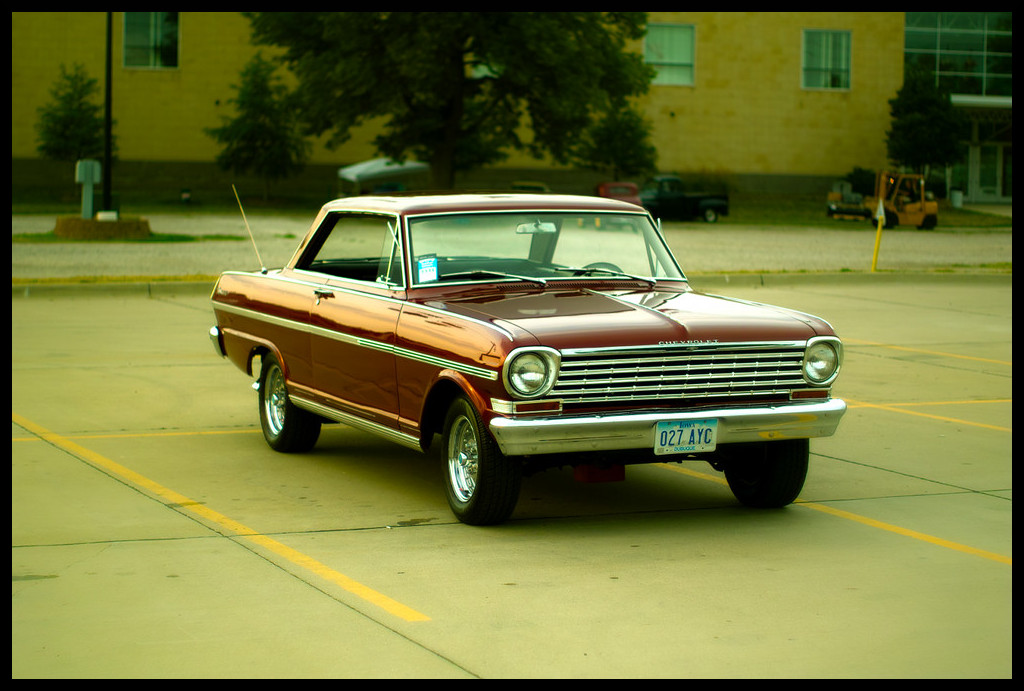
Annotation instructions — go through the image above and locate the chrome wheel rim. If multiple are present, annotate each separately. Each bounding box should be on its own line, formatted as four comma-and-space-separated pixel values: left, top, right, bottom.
447, 416, 478, 503
264, 364, 288, 436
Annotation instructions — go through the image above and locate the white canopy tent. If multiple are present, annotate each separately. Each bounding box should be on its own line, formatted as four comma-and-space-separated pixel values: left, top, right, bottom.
337, 157, 429, 193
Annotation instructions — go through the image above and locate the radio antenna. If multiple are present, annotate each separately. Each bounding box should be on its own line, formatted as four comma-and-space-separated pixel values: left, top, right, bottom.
232, 184, 267, 274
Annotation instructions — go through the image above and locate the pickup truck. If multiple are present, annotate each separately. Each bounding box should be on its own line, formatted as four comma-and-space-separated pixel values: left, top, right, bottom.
641, 175, 730, 223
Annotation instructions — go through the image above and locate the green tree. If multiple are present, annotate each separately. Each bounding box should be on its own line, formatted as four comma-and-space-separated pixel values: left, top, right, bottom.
573, 104, 657, 180
886, 65, 968, 175
246, 12, 655, 189
205, 53, 310, 200
35, 63, 114, 163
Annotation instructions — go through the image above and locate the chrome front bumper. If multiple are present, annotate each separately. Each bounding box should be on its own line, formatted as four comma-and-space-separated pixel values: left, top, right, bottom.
488, 399, 846, 456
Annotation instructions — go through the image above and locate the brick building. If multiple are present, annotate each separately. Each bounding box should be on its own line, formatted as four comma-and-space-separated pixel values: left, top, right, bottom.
11, 12, 1011, 204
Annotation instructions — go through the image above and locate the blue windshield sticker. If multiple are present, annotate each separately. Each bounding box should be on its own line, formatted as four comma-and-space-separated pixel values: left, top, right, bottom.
417, 255, 438, 283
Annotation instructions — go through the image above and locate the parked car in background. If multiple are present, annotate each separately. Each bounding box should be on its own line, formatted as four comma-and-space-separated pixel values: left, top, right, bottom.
595, 181, 642, 207
510, 180, 551, 193
210, 194, 845, 524
641, 175, 730, 223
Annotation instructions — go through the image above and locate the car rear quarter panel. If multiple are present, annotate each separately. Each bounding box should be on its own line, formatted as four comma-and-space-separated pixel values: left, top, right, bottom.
211, 272, 314, 387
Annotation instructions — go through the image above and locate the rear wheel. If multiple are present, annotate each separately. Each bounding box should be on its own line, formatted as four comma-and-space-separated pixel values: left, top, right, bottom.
723, 439, 808, 508
258, 354, 320, 452
442, 397, 521, 525
702, 207, 719, 223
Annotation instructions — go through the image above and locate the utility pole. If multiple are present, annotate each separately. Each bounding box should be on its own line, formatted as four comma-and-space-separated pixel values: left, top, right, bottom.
103, 11, 113, 212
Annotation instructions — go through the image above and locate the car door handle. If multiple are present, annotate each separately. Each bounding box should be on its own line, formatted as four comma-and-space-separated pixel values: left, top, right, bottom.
313, 288, 334, 305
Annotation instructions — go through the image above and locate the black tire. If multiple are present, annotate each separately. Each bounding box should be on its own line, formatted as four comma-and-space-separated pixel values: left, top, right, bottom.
258, 354, 320, 453
702, 207, 719, 223
442, 396, 521, 525
723, 439, 809, 508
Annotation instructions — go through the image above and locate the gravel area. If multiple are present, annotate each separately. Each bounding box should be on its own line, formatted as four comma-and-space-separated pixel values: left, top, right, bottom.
12, 211, 1012, 280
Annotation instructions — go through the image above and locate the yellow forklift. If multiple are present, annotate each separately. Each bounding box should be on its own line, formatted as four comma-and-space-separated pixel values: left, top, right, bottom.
864, 171, 938, 229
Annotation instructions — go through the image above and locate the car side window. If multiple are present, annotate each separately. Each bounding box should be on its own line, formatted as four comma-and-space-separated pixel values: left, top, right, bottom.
297, 212, 403, 286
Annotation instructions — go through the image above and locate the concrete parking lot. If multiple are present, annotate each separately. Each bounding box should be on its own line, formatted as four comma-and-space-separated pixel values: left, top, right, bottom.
12, 266, 1011, 678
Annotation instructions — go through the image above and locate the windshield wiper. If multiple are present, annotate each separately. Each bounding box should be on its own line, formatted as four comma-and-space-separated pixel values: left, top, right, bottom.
554, 266, 656, 286
439, 270, 547, 286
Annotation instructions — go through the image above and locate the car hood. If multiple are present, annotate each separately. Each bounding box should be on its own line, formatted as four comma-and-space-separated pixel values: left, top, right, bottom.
432, 286, 829, 349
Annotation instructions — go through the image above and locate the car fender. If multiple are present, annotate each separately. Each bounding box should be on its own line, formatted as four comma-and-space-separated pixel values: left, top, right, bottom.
414, 369, 495, 449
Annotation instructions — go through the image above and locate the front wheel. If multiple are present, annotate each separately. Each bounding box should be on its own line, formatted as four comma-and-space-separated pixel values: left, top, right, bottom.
442, 397, 521, 525
258, 354, 321, 452
722, 439, 808, 508
702, 207, 719, 223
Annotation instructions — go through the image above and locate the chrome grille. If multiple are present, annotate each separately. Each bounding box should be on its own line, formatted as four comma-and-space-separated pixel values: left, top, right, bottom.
553, 342, 808, 405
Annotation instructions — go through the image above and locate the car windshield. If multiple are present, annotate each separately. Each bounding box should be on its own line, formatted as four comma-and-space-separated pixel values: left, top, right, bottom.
406, 211, 684, 287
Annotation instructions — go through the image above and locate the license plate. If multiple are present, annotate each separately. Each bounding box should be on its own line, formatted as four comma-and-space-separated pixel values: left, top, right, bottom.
655, 419, 718, 455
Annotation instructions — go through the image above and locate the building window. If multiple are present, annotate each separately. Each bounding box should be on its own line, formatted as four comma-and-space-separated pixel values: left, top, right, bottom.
645, 24, 694, 86
904, 12, 1012, 97
124, 12, 179, 68
802, 30, 851, 90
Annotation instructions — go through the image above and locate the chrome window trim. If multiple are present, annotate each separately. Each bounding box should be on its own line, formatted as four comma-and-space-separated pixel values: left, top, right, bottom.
290, 268, 408, 296
291, 209, 407, 287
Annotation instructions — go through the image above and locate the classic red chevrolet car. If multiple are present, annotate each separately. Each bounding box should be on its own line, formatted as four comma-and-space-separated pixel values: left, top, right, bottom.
210, 194, 845, 524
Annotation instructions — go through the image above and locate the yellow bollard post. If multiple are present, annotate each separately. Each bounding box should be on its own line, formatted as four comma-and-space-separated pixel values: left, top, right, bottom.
871, 198, 884, 272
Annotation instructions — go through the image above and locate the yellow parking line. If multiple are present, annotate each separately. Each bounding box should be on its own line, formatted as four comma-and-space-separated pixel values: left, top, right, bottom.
795, 500, 1012, 566
869, 398, 1012, 407
11, 413, 431, 623
844, 339, 1011, 366
17, 412, 1010, 574
845, 397, 1011, 432
12, 428, 261, 443
657, 463, 729, 487
656, 464, 1011, 566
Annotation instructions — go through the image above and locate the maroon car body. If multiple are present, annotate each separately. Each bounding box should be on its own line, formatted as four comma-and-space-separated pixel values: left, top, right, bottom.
595, 181, 642, 207
210, 194, 845, 524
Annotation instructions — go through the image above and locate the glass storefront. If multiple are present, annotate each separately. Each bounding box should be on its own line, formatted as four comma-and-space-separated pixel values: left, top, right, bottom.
906, 12, 1012, 203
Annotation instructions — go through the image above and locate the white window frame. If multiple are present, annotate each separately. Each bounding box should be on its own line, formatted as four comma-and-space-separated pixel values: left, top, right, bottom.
645, 23, 695, 87
802, 29, 851, 90
123, 12, 180, 69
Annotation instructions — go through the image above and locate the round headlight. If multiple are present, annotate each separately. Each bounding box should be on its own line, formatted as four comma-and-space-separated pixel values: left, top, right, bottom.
504, 349, 559, 399
803, 338, 841, 384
